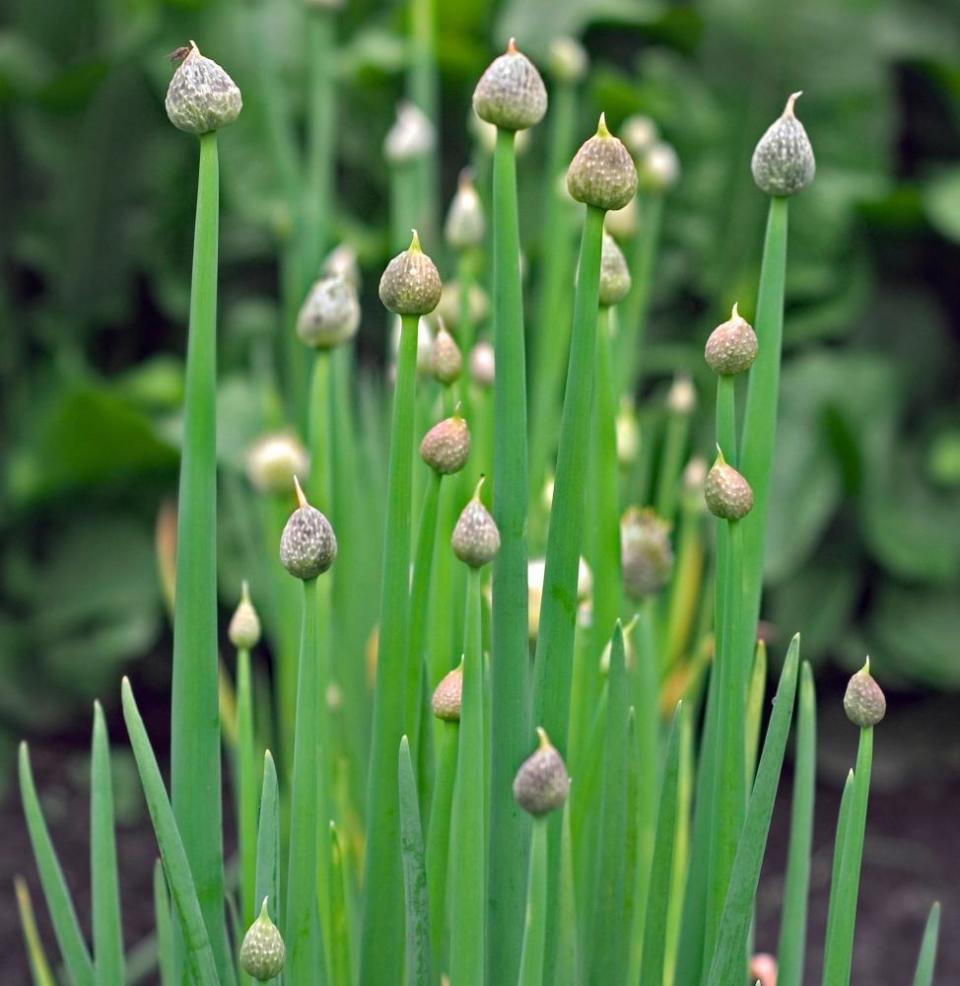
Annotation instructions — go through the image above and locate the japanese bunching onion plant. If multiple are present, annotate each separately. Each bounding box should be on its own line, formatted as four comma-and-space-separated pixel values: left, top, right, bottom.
15, 27, 940, 986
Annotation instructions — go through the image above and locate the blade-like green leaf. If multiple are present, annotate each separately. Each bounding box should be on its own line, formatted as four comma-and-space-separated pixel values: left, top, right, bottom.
254, 751, 280, 932
518, 820, 549, 986
328, 822, 352, 986
911, 901, 941, 986
399, 736, 432, 986
235, 646, 258, 927
153, 860, 175, 986
14, 876, 57, 986
426, 714, 459, 979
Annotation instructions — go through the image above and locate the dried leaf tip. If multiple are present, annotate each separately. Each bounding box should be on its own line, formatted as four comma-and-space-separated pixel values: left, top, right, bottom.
784, 90, 803, 117
596, 112, 611, 138
507, 36, 518, 54
843, 657, 886, 728
293, 474, 308, 509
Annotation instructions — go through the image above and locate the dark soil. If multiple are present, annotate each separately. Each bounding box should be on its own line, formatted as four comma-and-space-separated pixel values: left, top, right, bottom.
1, 672, 957, 984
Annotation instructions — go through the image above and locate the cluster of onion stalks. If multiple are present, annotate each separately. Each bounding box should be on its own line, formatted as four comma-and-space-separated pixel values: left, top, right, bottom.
14, 34, 942, 986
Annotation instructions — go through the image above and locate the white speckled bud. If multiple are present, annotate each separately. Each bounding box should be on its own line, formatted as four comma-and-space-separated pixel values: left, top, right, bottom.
548, 36, 588, 84
239, 898, 285, 981
751, 92, 815, 197
473, 38, 547, 132
599, 232, 631, 307
430, 322, 463, 385
640, 141, 680, 192
513, 727, 570, 817
379, 231, 442, 316
420, 412, 471, 474
843, 658, 886, 728
445, 170, 486, 250
620, 114, 659, 161
432, 662, 463, 722
228, 581, 261, 650
165, 42, 241, 136
704, 452, 754, 520
452, 479, 500, 567
246, 432, 310, 495
621, 507, 674, 598
385, 102, 435, 164
296, 274, 360, 349
469, 340, 495, 388
280, 478, 337, 579
566, 114, 638, 211
705, 303, 758, 376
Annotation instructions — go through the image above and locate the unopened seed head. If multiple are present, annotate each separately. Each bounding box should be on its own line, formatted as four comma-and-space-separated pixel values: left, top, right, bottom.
705, 303, 758, 376
280, 479, 337, 579
704, 455, 754, 520
621, 507, 674, 598
384, 102, 435, 164
566, 115, 638, 211
548, 36, 588, 84
228, 581, 261, 650
239, 898, 285, 981
452, 480, 500, 567
843, 658, 886, 728
432, 662, 463, 721
599, 232, 632, 307
430, 322, 463, 385
165, 42, 242, 135
751, 92, 816, 197
683, 456, 708, 496
420, 413, 471, 474
434, 279, 490, 331
469, 340, 495, 387
445, 170, 486, 250
246, 432, 310, 495
323, 243, 361, 290
666, 374, 696, 415
620, 114, 659, 161
640, 141, 680, 192
296, 274, 360, 349
605, 196, 639, 240
472, 39, 548, 132
379, 231, 442, 316
513, 727, 570, 817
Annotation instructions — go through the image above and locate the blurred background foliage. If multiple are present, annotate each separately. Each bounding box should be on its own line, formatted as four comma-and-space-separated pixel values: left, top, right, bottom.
1, 0, 959, 747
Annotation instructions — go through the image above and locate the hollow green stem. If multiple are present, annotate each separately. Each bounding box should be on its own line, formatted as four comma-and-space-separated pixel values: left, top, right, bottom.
409, 0, 439, 243
235, 649, 257, 927
399, 736, 433, 986
654, 399, 692, 524
426, 718, 459, 980
488, 124, 531, 986
517, 820, 549, 986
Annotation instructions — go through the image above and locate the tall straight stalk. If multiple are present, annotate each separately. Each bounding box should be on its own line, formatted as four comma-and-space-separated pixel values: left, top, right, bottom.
488, 125, 531, 986
517, 821, 549, 986
409, 0, 439, 243
170, 129, 229, 977
235, 647, 257, 925
426, 716, 459, 979
360, 314, 420, 984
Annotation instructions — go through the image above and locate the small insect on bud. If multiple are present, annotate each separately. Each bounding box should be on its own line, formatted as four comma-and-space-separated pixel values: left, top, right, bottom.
323, 243, 361, 290
432, 662, 463, 722
599, 232, 632, 307
639, 141, 681, 193
228, 581, 261, 650
751, 91, 816, 197
246, 432, 310, 495
705, 303, 758, 376
445, 169, 486, 251
430, 321, 463, 385
280, 478, 337, 580
384, 101, 436, 165
704, 451, 754, 521
239, 897, 286, 981
666, 374, 696, 415
420, 411, 471, 475
566, 114, 638, 212
379, 230, 443, 316
513, 727, 570, 817
472, 38, 548, 132
621, 507, 674, 598
296, 274, 361, 349
548, 36, 588, 84
843, 658, 886, 728
620, 114, 659, 161
452, 478, 500, 567
605, 196, 639, 241
165, 41, 242, 136
469, 340, 495, 388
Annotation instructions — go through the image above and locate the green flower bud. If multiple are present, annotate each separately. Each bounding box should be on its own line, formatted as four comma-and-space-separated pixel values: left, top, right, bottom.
246, 432, 309, 495
621, 507, 674, 598
239, 897, 285, 981
751, 92, 815, 197
165, 42, 242, 136
432, 662, 463, 722
420, 412, 471, 475
379, 231, 442, 316
445, 169, 486, 250
704, 452, 754, 520
620, 114, 659, 161
430, 321, 463, 385
296, 274, 360, 349
843, 658, 886, 728
704, 303, 758, 376
452, 478, 500, 567
566, 114, 638, 211
548, 36, 588, 84
472, 38, 547, 132
599, 232, 631, 307
469, 340, 495, 388
280, 478, 337, 579
513, 727, 570, 817
228, 581, 261, 650
384, 101, 435, 164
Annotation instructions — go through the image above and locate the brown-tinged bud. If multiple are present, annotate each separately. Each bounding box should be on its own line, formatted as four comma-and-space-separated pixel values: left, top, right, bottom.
240, 897, 285, 981
513, 727, 570, 817
472, 38, 547, 132
704, 451, 754, 520
605, 196, 639, 241
420, 412, 471, 475
384, 102, 435, 164
705, 303, 758, 376
165, 41, 242, 136
751, 92, 815, 197
379, 231, 442, 316
296, 274, 360, 349
430, 321, 463, 385
599, 231, 631, 307
469, 340, 495, 388
566, 114, 638, 211
445, 169, 486, 250
246, 432, 309, 495
548, 36, 588, 84
843, 658, 886, 728
452, 478, 500, 567
639, 141, 680, 192
432, 662, 463, 722
280, 478, 337, 579
621, 507, 674, 598
620, 114, 659, 161
228, 581, 261, 650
